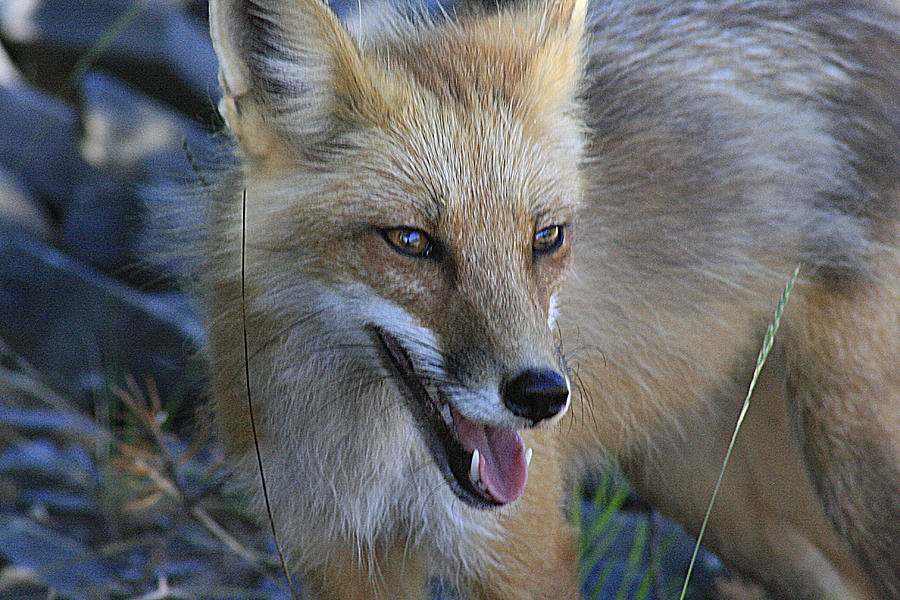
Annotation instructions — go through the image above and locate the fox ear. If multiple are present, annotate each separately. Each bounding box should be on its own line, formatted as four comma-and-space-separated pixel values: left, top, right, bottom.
210, 0, 380, 159
544, 0, 587, 34
522, 0, 588, 113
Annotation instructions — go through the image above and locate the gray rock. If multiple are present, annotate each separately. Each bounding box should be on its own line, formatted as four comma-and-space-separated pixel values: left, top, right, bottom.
79, 69, 226, 186
0, 515, 128, 600
0, 167, 50, 239
0, 79, 141, 273
0, 0, 219, 124
0, 223, 203, 409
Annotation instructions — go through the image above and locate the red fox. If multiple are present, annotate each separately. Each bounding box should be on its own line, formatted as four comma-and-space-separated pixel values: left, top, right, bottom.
198, 0, 900, 597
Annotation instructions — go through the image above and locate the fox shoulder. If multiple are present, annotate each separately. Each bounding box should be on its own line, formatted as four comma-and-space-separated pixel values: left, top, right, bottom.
578, 0, 900, 285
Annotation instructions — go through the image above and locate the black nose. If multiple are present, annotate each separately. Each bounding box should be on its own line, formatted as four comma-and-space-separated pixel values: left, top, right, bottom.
502, 369, 569, 423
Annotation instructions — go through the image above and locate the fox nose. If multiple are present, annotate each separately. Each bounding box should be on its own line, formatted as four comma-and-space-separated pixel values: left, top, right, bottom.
502, 369, 570, 424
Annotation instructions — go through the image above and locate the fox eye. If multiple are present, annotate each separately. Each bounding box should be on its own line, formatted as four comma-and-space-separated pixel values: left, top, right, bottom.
381, 227, 435, 258
533, 225, 565, 255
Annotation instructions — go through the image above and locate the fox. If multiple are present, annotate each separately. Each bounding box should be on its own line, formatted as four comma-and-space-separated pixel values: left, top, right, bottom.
193, 0, 900, 598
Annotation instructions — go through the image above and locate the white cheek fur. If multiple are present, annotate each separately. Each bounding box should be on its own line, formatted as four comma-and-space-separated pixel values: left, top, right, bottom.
234, 281, 503, 582
548, 292, 561, 329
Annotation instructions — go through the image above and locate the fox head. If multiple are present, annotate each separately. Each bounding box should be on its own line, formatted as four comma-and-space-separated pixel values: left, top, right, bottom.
208, 0, 587, 512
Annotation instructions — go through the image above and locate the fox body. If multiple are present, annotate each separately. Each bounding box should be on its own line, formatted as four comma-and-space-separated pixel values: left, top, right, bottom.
198, 0, 900, 598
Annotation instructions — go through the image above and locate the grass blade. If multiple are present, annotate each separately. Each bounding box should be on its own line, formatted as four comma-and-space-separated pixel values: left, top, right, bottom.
678, 266, 800, 600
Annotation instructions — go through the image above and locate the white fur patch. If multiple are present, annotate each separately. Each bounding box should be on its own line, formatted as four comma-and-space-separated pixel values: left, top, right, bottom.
548, 291, 561, 329
234, 282, 505, 585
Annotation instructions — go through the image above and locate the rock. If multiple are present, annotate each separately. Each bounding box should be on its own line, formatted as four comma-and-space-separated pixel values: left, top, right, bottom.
0, 564, 52, 600
0, 0, 220, 126
0, 515, 129, 600
79, 69, 226, 186
0, 78, 142, 273
0, 168, 51, 240
16, 489, 98, 517
579, 503, 724, 600
0, 407, 108, 445
0, 78, 81, 216
0, 224, 203, 410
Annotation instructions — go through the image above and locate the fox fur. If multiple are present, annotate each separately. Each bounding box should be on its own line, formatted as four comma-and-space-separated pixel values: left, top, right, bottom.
196, 0, 900, 598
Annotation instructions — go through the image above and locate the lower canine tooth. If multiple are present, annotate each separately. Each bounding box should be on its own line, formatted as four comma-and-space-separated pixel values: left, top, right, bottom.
469, 449, 481, 486
525, 447, 533, 466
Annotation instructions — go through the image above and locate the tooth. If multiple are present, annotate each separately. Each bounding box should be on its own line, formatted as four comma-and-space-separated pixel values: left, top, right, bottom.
440, 404, 453, 427
469, 449, 481, 486
525, 447, 533, 467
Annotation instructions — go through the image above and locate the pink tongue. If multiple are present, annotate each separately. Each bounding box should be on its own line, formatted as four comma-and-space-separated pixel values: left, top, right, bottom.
452, 408, 528, 504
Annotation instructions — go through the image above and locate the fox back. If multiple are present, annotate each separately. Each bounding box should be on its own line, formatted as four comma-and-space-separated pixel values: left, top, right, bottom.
197, 0, 900, 598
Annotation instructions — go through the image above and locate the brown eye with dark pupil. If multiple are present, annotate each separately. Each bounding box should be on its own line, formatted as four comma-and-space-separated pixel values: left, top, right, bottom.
533, 225, 564, 255
382, 227, 434, 258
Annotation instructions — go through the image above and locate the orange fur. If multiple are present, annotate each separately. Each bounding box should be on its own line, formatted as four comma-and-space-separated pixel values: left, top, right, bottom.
192, 0, 900, 597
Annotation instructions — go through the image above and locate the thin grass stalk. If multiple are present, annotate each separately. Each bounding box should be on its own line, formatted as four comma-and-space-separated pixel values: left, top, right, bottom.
241, 188, 302, 599
677, 266, 800, 600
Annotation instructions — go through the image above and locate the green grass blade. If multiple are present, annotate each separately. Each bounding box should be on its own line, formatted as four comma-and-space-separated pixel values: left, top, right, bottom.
182, 138, 212, 188
677, 265, 800, 600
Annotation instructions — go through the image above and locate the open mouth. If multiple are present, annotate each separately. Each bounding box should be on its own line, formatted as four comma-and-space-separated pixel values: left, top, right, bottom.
367, 326, 531, 509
